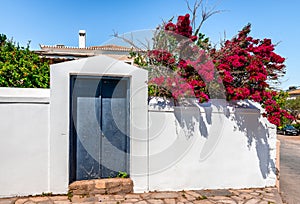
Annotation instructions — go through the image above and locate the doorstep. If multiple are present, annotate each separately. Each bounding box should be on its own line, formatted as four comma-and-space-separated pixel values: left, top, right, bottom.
69, 178, 133, 197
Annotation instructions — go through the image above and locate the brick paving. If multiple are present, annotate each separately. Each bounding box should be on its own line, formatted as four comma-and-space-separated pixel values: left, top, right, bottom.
0, 187, 283, 204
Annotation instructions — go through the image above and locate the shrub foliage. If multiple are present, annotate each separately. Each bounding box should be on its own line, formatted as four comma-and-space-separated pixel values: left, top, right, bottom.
0, 34, 49, 88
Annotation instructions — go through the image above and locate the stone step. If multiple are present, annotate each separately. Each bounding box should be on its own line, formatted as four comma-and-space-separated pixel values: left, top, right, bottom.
68, 178, 133, 197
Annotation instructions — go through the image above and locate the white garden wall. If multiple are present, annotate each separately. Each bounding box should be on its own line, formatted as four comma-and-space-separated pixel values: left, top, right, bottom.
0, 88, 50, 197
146, 98, 277, 192
0, 57, 278, 197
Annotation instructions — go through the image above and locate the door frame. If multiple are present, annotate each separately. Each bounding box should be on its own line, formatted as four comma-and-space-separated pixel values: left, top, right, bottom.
69, 75, 130, 183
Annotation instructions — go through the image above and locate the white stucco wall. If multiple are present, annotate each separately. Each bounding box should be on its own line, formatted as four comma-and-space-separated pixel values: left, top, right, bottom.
50, 55, 148, 194
0, 88, 50, 198
142, 98, 277, 192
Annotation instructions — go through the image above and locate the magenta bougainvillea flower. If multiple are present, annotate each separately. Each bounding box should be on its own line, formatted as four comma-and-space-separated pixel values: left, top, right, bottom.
142, 14, 293, 126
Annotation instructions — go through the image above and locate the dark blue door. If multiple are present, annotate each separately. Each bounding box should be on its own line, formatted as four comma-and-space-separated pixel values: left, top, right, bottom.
70, 76, 130, 182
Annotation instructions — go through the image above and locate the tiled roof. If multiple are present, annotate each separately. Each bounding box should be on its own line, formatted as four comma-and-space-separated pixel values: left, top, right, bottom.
39, 44, 134, 52
35, 50, 95, 57
89, 45, 134, 51
288, 89, 300, 95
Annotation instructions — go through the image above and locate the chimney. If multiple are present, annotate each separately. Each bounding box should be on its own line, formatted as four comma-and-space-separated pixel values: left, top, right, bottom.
79, 30, 86, 48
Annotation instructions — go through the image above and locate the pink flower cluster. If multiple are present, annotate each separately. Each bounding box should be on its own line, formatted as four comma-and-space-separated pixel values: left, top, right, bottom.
148, 51, 211, 103
165, 14, 197, 41
148, 50, 176, 66
210, 24, 292, 125
147, 14, 213, 103
149, 75, 194, 100
145, 15, 293, 126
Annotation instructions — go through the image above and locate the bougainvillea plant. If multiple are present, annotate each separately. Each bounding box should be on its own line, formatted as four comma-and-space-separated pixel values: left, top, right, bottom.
131, 14, 215, 103
130, 14, 293, 126
210, 24, 293, 126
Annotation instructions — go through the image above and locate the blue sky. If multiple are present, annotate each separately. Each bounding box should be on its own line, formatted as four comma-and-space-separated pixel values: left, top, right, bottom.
0, 0, 299, 89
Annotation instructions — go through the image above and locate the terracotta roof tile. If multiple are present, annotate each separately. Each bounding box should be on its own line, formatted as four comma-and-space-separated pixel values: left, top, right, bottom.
288, 89, 300, 95
40, 44, 135, 52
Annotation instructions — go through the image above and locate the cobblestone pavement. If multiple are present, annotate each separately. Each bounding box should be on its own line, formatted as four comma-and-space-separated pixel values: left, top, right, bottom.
0, 187, 283, 204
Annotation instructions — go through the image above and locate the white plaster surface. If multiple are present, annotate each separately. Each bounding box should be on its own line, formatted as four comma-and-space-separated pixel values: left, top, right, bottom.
145, 99, 277, 192
50, 55, 148, 193
0, 88, 50, 197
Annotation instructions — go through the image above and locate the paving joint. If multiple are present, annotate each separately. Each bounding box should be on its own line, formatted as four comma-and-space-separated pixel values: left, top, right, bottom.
0, 187, 284, 204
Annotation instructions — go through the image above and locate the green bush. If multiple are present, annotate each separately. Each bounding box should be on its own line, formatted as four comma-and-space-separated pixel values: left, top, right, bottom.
0, 34, 49, 88
292, 123, 300, 130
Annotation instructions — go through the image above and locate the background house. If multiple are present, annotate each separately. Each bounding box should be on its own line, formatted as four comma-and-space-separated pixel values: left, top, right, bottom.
288, 88, 300, 100
34, 30, 135, 65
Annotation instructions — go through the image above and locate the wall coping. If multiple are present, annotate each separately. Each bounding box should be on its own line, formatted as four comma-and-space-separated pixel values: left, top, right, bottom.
148, 98, 262, 114
0, 87, 50, 103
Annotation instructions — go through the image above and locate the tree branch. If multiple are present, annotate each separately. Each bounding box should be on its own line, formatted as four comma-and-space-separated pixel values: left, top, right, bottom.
112, 31, 144, 52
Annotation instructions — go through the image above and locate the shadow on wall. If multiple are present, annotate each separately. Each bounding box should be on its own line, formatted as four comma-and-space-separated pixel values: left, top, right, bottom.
232, 107, 276, 179
173, 99, 226, 138
174, 99, 228, 161
173, 99, 276, 178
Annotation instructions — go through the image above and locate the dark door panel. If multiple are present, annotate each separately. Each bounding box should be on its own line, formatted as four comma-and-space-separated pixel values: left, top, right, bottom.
69, 76, 130, 183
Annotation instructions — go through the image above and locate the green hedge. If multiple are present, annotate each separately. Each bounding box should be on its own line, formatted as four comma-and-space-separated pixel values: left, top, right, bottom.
0, 34, 49, 88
